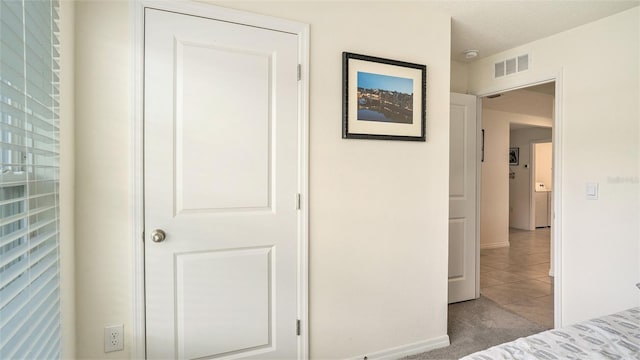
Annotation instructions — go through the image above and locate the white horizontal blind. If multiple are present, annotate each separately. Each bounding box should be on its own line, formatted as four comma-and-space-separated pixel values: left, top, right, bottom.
0, 0, 61, 359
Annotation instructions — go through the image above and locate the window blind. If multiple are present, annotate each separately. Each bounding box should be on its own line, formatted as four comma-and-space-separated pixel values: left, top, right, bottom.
0, 0, 61, 359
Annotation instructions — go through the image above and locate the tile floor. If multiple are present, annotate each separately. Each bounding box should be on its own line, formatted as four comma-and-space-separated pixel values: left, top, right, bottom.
480, 228, 554, 329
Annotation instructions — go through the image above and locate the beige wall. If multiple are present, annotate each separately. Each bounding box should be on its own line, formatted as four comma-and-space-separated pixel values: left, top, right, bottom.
59, 0, 76, 358
74, 1, 132, 358
483, 89, 554, 120
451, 60, 469, 93
480, 109, 510, 248
74, 1, 452, 359
469, 7, 640, 324
509, 127, 553, 230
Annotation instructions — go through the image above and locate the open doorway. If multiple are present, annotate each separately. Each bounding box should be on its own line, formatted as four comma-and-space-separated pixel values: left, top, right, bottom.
443, 81, 559, 358
479, 82, 555, 328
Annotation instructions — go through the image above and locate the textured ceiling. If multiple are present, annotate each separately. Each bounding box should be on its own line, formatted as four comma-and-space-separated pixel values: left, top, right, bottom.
430, 1, 640, 62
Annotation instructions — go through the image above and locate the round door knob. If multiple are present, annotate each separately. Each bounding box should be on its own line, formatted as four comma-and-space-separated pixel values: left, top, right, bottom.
151, 229, 166, 243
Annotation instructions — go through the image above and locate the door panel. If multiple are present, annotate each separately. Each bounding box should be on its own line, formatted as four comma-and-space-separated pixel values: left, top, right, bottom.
144, 8, 299, 359
175, 41, 273, 213
175, 247, 273, 359
448, 93, 478, 303
448, 219, 466, 279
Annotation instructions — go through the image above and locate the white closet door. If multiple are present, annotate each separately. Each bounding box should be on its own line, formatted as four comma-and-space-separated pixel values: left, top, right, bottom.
144, 8, 300, 359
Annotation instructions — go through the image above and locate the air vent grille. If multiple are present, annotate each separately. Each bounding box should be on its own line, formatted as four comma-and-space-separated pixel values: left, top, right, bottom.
494, 53, 530, 78
518, 54, 529, 71
494, 62, 505, 78
506, 58, 517, 75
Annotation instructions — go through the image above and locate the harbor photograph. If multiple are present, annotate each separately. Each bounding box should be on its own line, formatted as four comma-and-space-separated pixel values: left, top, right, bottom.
357, 71, 414, 124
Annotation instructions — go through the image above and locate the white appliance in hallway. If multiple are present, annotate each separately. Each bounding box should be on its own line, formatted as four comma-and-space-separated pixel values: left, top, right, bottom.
535, 183, 552, 228
533, 142, 553, 228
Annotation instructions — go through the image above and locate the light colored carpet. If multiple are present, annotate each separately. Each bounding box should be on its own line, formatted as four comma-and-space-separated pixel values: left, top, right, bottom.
404, 296, 548, 360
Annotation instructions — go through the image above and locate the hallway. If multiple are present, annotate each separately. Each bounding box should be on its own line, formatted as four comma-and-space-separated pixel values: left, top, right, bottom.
480, 228, 554, 328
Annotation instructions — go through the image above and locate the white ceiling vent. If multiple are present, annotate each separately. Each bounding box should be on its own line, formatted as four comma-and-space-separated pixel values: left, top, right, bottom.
506, 58, 517, 75
518, 54, 529, 71
494, 61, 505, 78
494, 53, 530, 78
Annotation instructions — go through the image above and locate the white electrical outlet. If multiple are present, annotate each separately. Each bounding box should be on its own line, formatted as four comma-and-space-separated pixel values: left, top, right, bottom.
104, 324, 124, 352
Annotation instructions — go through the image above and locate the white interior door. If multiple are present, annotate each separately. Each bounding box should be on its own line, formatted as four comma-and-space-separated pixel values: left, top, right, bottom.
144, 8, 300, 359
448, 93, 479, 304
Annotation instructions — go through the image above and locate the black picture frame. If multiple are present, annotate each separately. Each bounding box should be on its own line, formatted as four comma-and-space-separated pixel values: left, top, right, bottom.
342, 52, 426, 141
509, 147, 519, 166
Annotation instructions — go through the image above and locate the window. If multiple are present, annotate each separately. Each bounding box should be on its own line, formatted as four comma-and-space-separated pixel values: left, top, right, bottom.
1, 0, 61, 358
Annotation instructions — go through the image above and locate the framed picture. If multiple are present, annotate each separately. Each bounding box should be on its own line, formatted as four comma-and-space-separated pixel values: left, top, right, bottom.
509, 147, 519, 165
342, 52, 426, 141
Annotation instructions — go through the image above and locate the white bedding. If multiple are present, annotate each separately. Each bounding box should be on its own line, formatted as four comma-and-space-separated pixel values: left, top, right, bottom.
461, 307, 640, 360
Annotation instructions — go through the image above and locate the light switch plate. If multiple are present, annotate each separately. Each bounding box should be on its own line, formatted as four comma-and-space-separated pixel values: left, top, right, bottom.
586, 182, 598, 200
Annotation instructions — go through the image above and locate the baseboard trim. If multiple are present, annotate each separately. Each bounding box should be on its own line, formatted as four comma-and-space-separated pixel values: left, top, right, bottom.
343, 335, 450, 360
480, 241, 510, 250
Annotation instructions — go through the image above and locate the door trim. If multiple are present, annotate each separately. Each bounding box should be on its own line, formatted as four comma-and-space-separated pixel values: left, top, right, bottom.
131, 1, 310, 358
475, 100, 482, 299
476, 70, 563, 329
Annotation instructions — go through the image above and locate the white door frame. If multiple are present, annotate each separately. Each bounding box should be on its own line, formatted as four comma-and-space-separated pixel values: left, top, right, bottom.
476, 71, 563, 328
130, 1, 310, 358
475, 101, 483, 299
